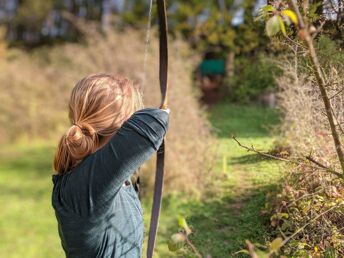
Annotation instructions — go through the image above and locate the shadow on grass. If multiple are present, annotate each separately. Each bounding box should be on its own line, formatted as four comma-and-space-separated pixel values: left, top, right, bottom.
207, 103, 280, 139
0, 144, 54, 201
0, 145, 54, 175
229, 153, 272, 166
0, 183, 48, 200
166, 184, 279, 258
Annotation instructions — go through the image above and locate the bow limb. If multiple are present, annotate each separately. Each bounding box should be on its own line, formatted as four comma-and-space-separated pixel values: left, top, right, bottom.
157, 0, 168, 109
147, 0, 169, 257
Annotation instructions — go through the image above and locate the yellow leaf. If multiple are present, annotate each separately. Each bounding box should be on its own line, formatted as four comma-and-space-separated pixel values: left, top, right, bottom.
281, 9, 298, 25
262, 5, 275, 12
178, 217, 192, 235
277, 15, 287, 36
270, 237, 283, 253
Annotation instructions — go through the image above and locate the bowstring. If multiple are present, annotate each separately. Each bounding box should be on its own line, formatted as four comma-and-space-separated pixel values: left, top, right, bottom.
142, 0, 154, 96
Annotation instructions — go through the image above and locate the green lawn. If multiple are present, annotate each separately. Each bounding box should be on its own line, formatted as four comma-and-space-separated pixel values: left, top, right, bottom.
0, 103, 282, 258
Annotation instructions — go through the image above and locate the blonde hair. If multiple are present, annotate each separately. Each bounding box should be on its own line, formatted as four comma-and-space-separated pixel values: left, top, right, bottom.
54, 73, 143, 174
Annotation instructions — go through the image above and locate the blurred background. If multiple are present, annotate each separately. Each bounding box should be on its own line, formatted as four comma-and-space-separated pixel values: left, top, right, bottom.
0, 0, 343, 257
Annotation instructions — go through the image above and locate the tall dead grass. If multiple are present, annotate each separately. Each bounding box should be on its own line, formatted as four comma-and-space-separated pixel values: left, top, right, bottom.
276, 43, 344, 169
270, 37, 344, 255
0, 28, 214, 196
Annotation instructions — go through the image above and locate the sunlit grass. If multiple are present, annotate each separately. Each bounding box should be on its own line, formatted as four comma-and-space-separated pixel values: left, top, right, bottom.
0, 103, 282, 258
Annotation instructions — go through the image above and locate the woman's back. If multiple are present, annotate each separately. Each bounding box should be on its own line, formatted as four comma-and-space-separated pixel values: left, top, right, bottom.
52, 108, 168, 258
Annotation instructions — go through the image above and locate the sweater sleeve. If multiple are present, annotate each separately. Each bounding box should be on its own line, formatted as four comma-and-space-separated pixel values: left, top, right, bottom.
60, 108, 169, 215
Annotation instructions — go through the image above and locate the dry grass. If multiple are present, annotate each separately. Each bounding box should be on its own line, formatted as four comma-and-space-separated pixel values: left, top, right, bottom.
0, 27, 214, 196
276, 44, 344, 170
270, 38, 344, 255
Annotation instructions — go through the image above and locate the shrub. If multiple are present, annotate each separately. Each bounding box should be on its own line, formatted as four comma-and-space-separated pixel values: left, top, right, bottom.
224, 54, 281, 103
0, 27, 215, 196
269, 36, 344, 255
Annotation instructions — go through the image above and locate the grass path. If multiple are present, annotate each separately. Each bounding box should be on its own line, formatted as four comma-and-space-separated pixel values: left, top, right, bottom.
148, 103, 283, 257
0, 103, 282, 258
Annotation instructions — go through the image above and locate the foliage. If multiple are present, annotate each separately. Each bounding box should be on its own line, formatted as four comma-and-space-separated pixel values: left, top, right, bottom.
13, 0, 54, 35
255, 5, 298, 37
169, 0, 268, 55
120, 0, 151, 27
253, 1, 344, 256
316, 35, 344, 70
167, 217, 194, 253
270, 36, 344, 256
1, 0, 270, 57
224, 55, 281, 102
266, 166, 344, 256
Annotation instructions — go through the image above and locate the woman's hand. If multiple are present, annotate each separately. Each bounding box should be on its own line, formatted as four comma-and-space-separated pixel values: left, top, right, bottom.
161, 108, 170, 114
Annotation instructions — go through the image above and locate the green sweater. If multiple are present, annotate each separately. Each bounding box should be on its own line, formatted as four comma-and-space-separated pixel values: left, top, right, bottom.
52, 108, 169, 258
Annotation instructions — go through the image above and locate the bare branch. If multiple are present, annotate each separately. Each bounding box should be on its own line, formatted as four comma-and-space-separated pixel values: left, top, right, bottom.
245, 240, 259, 258
232, 136, 343, 178
312, 20, 326, 39
329, 88, 344, 99
184, 234, 202, 258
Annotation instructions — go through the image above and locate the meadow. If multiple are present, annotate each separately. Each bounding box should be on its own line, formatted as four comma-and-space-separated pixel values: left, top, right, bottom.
0, 103, 281, 258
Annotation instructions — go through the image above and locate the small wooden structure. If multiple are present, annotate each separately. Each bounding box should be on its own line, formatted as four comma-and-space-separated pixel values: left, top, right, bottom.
196, 51, 226, 104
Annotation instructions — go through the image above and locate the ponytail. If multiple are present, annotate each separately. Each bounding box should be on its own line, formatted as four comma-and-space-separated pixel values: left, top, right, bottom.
54, 122, 98, 174
53, 73, 143, 174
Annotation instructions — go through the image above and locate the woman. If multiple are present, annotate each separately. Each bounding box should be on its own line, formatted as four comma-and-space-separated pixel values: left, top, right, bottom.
52, 73, 169, 258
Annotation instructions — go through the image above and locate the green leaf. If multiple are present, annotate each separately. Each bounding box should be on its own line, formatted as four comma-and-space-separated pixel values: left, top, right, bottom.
255, 5, 275, 22
266, 15, 280, 37
168, 233, 186, 252
324, 247, 337, 258
178, 217, 192, 235
262, 5, 276, 13
281, 9, 298, 25
168, 241, 184, 252
277, 15, 287, 36
256, 250, 270, 258
254, 14, 265, 22
270, 237, 283, 253
280, 213, 289, 219
234, 249, 250, 255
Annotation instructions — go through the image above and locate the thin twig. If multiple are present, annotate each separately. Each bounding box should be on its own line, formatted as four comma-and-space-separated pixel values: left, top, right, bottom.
185, 235, 202, 258
245, 240, 258, 258
329, 88, 344, 99
305, 155, 338, 173
287, 188, 323, 208
232, 136, 343, 178
278, 226, 287, 239
232, 136, 293, 163
312, 20, 326, 39
331, 106, 344, 135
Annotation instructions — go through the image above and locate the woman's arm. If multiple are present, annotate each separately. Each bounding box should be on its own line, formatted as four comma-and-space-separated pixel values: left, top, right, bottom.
61, 108, 169, 214
93, 108, 169, 196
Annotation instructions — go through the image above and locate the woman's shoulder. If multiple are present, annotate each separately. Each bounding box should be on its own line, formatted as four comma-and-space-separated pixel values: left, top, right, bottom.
127, 108, 169, 128
133, 108, 168, 117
